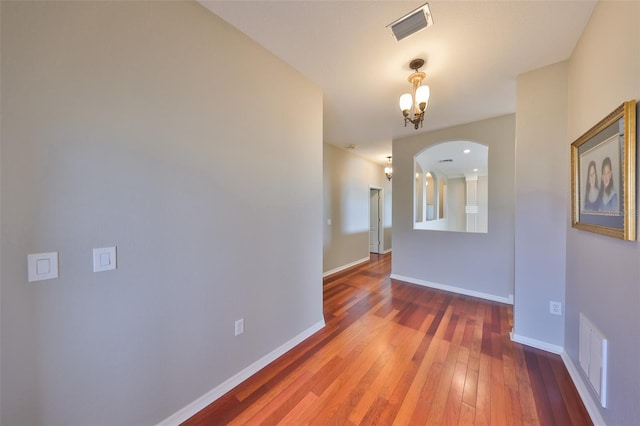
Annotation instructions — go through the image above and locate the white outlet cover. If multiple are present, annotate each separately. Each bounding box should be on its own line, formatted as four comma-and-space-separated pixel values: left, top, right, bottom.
235, 319, 244, 336
93, 247, 117, 272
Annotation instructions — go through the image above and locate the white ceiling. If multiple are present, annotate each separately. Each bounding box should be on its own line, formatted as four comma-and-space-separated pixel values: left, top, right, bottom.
416, 140, 488, 178
199, 1, 597, 165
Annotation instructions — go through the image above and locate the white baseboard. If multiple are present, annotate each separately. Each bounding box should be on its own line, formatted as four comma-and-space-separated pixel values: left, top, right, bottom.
509, 333, 606, 426
323, 256, 369, 277
156, 320, 326, 426
509, 331, 563, 354
560, 351, 607, 426
390, 274, 513, 305
383, 248, 392, 254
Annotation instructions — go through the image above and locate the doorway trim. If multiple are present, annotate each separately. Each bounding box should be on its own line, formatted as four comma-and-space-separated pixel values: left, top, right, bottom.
369, 186, 383, 254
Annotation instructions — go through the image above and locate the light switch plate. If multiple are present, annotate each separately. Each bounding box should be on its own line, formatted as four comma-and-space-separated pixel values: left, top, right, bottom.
28, 252, 59, 282
93, 247, 117, 272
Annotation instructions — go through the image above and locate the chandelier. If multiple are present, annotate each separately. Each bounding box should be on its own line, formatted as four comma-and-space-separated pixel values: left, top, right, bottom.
384, 156, 393, 181
399, 59, 430, 129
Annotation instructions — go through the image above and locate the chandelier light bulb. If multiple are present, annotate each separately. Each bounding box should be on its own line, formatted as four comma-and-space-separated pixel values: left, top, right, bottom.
415, 85, 430, 110
399, 93, 413, 113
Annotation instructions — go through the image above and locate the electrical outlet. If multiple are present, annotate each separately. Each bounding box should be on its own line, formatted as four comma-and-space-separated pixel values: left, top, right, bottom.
234, 318, 244, 336
550, 301, 562, 316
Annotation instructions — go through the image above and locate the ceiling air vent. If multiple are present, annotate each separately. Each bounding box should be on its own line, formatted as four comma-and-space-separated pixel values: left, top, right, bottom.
387, 3, 433, 42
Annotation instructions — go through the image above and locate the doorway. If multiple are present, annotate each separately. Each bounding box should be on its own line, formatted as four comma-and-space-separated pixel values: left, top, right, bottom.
369, 188, 382, 253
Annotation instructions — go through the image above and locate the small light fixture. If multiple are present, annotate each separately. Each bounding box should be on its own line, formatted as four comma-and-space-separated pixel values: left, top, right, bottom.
399, 59, 430, 130
463, 149, 471, 154
384, 156, 393, 181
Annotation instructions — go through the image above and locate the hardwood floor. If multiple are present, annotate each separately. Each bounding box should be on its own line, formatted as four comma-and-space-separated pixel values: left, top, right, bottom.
183, 253, 591, 425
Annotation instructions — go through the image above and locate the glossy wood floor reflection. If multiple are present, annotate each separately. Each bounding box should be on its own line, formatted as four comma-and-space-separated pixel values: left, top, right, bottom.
184, 253, 591, 425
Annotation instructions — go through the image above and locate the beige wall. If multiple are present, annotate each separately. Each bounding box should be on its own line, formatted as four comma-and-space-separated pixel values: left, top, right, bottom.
513, 2, 640, 422
0, 2, 323, 424
391, 115, 515, 302
448, 178, 466, 231
565, 2, 640, 424
513, 60, 569, 349
323, 143, 391, 274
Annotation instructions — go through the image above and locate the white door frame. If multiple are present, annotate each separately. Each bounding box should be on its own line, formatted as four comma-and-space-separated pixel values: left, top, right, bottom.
369, 186, 383, 254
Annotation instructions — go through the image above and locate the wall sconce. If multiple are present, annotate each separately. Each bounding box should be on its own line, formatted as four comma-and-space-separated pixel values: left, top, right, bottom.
384, 156, 393, 181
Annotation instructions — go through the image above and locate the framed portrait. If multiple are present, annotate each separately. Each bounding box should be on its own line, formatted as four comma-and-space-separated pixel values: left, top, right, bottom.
571, 100, 637, 240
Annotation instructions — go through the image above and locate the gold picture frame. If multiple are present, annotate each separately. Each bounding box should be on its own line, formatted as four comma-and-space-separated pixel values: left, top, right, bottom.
571, 100, 637, 240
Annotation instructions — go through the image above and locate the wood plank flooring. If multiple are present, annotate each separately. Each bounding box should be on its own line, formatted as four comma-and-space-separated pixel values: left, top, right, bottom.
183, 253, 591, 425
